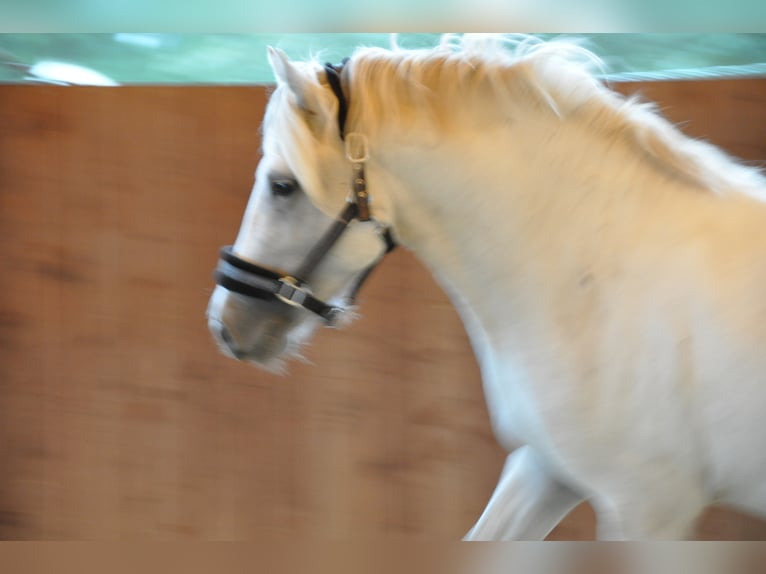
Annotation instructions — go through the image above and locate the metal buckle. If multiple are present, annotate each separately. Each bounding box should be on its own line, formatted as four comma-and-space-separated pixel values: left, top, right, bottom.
275, 276, 309, 308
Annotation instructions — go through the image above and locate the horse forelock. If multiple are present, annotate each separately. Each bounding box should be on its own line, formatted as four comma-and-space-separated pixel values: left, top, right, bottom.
262, 86, 322, 192
261, 82, 353, 218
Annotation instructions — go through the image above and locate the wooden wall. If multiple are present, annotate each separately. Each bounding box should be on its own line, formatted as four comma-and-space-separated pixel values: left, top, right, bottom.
1, 79, 765, 540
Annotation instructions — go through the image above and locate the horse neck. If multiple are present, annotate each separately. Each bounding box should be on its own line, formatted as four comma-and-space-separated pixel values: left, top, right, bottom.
373, 108, 668, 342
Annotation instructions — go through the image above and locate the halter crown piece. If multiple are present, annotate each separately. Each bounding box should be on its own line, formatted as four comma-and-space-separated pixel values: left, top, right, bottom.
212, 58, 396, 326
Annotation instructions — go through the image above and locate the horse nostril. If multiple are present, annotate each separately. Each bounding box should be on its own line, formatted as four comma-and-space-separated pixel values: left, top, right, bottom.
209, 318, 239, 354
219, 324, 234, 347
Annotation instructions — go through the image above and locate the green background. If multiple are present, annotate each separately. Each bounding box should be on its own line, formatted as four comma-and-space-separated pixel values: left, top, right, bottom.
1, 34, 766, 85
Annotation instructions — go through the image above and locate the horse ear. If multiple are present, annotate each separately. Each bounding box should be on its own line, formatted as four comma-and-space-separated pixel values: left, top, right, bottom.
267, 46, 291, 84
267, 46, 323, 115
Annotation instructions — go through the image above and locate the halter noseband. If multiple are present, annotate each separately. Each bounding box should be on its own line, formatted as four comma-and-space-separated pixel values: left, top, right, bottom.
213, 59, 396, 326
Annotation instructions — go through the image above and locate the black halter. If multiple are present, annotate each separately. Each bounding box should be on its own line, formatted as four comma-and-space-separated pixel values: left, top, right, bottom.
213, 59, 396, 326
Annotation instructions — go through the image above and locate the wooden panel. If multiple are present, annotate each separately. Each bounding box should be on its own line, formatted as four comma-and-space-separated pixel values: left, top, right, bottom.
1, 79, 765, 540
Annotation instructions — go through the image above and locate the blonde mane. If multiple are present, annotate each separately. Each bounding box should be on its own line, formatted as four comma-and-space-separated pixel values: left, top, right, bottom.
340, 34, 766, 196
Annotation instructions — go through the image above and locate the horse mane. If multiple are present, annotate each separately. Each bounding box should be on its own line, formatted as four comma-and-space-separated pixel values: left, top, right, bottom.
341, 34, 766, 196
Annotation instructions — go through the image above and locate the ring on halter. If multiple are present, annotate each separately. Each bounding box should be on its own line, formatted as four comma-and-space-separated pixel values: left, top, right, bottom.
345, 132, 369, 163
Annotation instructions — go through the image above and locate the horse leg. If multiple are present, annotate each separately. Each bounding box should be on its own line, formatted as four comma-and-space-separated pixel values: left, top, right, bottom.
463, 445, 584, 540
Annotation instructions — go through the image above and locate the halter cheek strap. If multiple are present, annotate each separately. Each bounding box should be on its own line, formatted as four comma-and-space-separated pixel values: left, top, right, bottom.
325, 61, 373, 222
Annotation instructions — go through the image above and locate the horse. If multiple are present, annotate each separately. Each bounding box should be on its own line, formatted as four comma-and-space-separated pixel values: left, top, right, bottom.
206, 34, 766, 540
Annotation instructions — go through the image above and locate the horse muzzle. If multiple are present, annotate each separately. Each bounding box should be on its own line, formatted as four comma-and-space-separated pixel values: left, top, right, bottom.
207, 286, 297, 365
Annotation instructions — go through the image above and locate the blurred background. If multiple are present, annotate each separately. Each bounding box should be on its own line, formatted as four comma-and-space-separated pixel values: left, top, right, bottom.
2, 33, 766, 85
1, 33, 766, 541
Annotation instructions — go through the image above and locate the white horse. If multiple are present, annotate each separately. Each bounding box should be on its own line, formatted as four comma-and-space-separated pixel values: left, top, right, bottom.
206, 34, 766, 540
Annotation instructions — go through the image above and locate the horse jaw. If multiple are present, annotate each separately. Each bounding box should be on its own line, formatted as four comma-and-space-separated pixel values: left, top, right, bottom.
256, 299, 361, 373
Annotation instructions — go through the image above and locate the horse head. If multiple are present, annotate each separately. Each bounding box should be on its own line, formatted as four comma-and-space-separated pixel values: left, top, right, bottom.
207, 48, 395, 372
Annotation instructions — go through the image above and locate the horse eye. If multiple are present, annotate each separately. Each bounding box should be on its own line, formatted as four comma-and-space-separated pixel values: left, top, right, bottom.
271, 179, 298, 197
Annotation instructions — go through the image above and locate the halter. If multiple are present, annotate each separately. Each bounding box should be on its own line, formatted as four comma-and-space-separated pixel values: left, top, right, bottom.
213, 59, 396, 326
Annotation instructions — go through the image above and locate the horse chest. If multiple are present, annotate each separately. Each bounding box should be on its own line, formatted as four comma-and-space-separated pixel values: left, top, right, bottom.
479, 342, 702, 491
479, 354, 579, 457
